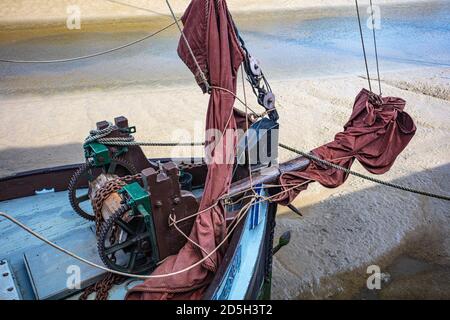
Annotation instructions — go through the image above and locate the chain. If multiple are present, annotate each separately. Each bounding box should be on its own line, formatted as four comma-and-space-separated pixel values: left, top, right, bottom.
79, 272, 125, 300
92, 173, 143, 234
80, 173, 142, 300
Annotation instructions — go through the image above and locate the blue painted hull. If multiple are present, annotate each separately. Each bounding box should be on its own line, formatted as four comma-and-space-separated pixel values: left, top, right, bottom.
207, 187, 276, 300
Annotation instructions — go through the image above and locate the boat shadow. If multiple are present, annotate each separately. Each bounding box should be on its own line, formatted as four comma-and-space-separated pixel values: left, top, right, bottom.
1, 143, 89, 177
272, 163, 450, 299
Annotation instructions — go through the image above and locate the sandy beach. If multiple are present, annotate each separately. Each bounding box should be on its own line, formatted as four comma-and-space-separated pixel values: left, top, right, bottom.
0, 0, 449, 299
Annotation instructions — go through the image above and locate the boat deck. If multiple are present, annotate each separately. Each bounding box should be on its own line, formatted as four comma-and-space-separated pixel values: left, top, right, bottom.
0, 185, 272, 300
0, 190, 135, 300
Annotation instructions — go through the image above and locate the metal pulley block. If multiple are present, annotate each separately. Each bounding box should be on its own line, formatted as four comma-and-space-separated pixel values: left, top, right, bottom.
262, 92, 276, 110
235, 27, 280, 122
258, 92, 279, 121
249, 55, 262, 77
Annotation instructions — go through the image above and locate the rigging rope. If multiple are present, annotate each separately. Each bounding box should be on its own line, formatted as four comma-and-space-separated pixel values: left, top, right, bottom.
82, 121, 450, 202
99, 139, 204, 147
0, 0, 446, 297
166, 0, 210, 92
0, 21, 177, 64
104, 0, 171, 16
355, 0, 372, 92
0, 182, 314, 281
278, 143, 450, 201
0, 196, 252, 279
369, 0, 382, 95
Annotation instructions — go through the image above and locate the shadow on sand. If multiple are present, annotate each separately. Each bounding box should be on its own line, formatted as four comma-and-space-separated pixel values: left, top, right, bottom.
274, 163, 450, 299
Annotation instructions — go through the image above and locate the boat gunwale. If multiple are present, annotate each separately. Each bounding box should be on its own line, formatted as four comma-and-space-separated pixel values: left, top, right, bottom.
0, 157, 273, 300
0, 157, 205, 201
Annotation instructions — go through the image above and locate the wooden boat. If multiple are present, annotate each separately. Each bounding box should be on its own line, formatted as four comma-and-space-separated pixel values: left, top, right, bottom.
0, 0, 429, 301
0, 0, 312, 301
0, 113, 310, 300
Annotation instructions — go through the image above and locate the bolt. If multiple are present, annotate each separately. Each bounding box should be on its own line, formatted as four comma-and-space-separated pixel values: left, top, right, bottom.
155, 200, 163, 208
173, 197, 181, 204
0, 260, 5, 265
7, 287, 13, 292
3, 272, 9, 277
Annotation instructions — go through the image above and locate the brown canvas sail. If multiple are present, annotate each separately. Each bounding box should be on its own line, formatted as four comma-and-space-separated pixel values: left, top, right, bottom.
273, 89, 416, 205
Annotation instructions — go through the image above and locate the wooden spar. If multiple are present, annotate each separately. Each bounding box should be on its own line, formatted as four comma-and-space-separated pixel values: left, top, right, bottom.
227, 156, 310, 198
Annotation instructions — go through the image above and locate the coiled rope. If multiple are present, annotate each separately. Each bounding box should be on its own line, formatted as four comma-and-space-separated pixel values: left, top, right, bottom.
83, 122, 204, 148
